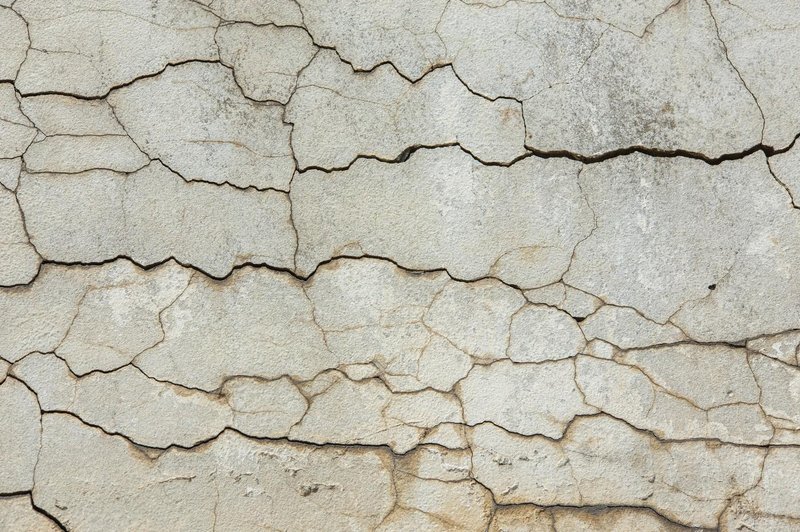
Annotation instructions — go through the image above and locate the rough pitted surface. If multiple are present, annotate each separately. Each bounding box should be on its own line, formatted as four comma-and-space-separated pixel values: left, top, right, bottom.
1, 0, 799, 530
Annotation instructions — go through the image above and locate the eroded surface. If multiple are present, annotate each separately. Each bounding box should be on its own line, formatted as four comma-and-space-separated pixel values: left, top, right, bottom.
2, 0, 800, 530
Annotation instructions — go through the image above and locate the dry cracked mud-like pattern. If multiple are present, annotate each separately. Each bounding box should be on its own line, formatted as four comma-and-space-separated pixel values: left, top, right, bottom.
1, 0, 800, 531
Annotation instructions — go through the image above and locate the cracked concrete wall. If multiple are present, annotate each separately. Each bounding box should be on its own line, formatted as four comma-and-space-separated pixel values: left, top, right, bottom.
1, 0, 799, 530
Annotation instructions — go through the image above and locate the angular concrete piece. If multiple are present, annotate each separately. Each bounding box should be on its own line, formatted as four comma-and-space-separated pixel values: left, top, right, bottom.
576, 354, 773, 445
24, 135, 150, 174
471, 416, 765, 528
297, 0, 449, 80
567, 152, 800, 336
424, 279, 524, 361
508, 305, 586, 362
54, 262, 193, 374
0, 84, 36, 158
523, 0, 763, 157
291, 372, 461, 453
21, 93, 149, 173
747, 331, 800, 366
109, 63, 295, 190
292, 147, 593, 286
708, 0, 800, 150
133, 266, 329, 390
619, 345, 760, 410
0, 184, 40, 286
287, 51, 527, 169
458, 359, 596, 437
13, 353, 232, 448
17, 162, 296, 277
0, 158, 20, 190
0, 265, 93, 363
0, 7, 28, 80
35, 414, 395, 531
0, 377, 40, 493
14, 0, 219, 96
579, 305, 686, 349
438, 0, 606, 101
217, 24, 317, 104
12, 352, 310, 448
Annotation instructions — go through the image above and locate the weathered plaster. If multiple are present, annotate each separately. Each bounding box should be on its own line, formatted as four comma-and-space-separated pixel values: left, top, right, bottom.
1, 0, 799, 530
